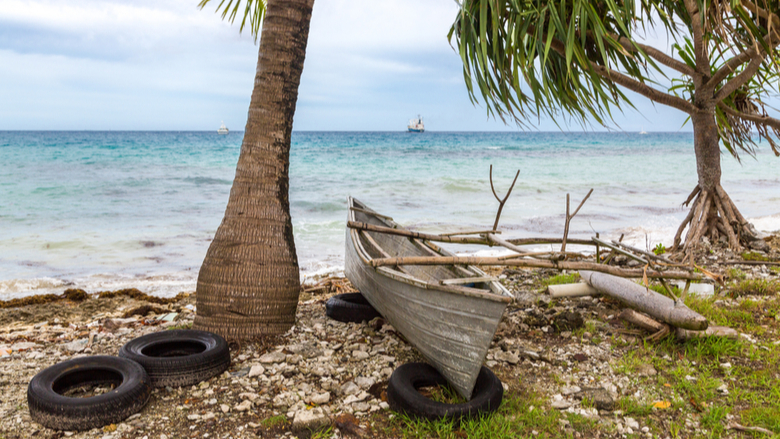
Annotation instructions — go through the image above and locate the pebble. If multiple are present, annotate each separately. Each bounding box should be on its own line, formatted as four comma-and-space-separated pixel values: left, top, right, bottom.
234, 400, 252, 412
308, 392, 331, 405
292, 407, 330, 431
635, 363, 657, 377
258, 351, 287, 364
62, 338, 89, 353
247, 364, 265, 377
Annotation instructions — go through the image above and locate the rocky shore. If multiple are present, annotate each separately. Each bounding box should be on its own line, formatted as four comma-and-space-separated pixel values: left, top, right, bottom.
1, 236, 779, 439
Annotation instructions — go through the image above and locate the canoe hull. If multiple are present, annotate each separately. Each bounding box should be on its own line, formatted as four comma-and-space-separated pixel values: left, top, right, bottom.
345, 198, 511, 399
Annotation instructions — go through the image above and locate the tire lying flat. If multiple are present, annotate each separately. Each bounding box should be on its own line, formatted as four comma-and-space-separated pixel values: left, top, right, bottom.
325, 293, 382, 323
387, 362, 503, 420
118, 329, 230, 388
27, 355, 151, 431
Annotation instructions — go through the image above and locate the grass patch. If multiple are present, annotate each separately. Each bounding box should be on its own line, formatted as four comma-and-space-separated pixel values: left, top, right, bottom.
616, 397, 654, 417
389, 389, 571, 439
726, 267, 748, 281
541, 273, 580, 286
310, 425, 334, 439
741, 252, 773, 262
260, 414, 287, 428
729, 279, 780, 297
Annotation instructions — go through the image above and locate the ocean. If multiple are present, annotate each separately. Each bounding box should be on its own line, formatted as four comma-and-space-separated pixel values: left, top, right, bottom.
2, 131, 779, 300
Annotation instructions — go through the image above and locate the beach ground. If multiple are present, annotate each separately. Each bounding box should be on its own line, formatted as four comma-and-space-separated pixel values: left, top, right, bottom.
1, 236, 779, 439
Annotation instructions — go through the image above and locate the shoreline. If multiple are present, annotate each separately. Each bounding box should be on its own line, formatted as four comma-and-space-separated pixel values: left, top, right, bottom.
1, 238, 779, 438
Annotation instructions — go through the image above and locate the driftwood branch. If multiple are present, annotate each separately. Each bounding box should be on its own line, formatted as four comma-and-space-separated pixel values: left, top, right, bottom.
485, 233, 528, 255
728, 423, 775, 435
561, 189, 594, 255
723, 260, 780, 266
676, 326, 739, 341
580, 270, 708, 330
489, 165, 521, 231
619, 309, 671, 341
593, 237, 649, 265
368, 256, 703, 280
347, 221, 487, 245
507, 237, 594, 246
349, 221, 598, 248
619, 309, 738, 341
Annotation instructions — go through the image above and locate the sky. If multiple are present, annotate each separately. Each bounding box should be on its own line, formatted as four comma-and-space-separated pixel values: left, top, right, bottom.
0, 0, 735, 132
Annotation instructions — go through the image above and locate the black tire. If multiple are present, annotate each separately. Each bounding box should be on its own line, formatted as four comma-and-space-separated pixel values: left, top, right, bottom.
27, 355, 151, 431
118, 329, 230, 388
387, 362, 503, 420
325, 293, 381, 323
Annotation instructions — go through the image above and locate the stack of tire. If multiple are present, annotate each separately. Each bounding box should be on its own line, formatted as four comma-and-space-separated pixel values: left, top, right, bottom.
27, 329, 230, 431
325, 292, 504, 420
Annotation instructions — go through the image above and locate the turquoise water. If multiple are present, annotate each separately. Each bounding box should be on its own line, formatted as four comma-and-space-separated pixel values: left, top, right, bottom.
2, 131, 778, 299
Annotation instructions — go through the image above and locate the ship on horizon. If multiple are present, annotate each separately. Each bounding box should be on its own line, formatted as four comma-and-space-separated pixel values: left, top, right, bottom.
407, 115, 424, 133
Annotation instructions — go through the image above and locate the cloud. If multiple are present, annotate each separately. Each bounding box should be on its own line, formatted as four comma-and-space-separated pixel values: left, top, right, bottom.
308, 0, 460, 54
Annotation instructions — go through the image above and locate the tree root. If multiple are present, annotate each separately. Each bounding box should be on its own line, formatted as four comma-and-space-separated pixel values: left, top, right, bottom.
672, 184, 768, 254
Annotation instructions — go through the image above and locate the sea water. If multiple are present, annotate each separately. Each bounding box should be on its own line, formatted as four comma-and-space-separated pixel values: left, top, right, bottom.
2, 131, 778, 300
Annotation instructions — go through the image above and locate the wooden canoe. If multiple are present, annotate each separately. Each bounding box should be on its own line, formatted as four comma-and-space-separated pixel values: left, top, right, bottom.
345, 197, 513, 400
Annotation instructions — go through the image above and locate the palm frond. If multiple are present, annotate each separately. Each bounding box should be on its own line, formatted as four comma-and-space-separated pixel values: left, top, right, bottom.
198, 0, 267, 42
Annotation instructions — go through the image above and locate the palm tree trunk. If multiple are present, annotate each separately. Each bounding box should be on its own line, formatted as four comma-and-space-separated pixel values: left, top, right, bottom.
673, 111, 766, 253
194, 0, 315, 339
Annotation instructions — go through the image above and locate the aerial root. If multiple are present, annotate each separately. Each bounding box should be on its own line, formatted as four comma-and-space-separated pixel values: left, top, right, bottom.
672, 184, 754, 254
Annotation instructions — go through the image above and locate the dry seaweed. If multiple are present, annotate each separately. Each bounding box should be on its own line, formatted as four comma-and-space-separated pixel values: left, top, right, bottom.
96, 288, 189, 304
0, 288, 189, 310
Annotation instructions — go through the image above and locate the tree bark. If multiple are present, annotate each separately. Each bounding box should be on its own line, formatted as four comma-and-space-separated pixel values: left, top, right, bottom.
194, 0, 315, 339
691, 111, 721, 192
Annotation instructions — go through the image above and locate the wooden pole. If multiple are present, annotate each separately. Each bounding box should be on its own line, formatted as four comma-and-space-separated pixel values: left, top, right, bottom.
367, 255, 703, 280
485, 233, 528, 255
347, 221, 488, 245
489, 165, 521, 231
507, 237, 595, 246
561, 188, 594, 255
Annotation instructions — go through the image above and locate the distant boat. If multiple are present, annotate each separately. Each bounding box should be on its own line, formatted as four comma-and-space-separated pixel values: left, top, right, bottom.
407, 115, 424, 133
217, 121, 229, 135
639, 126, 647, 135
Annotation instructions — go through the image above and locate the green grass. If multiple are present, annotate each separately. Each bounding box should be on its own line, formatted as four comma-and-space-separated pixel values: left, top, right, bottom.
741, 252, 773, 262
389, 389, 572, 439
726, 267, 748, 281
729, 278, 780, 297
310, 425, 334, 438
541, 273, 580, 287
260, 414, 287, 428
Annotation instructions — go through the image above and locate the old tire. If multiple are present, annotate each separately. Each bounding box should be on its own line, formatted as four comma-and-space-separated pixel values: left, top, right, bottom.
27, 355, 151, 431
325, 293, 381, 323
118, 329, 230, 388
387, 362, 503, 420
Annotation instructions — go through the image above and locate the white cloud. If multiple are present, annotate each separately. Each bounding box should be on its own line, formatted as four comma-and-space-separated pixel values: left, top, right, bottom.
308, 0, 459, 54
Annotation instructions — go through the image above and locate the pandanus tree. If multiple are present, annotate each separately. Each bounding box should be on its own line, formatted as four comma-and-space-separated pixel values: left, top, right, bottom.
450, 0, 779, 254
194, 0, 315, 339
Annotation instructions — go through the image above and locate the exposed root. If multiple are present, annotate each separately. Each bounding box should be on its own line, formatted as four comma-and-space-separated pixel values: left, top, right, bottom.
672, 184, 768, 254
